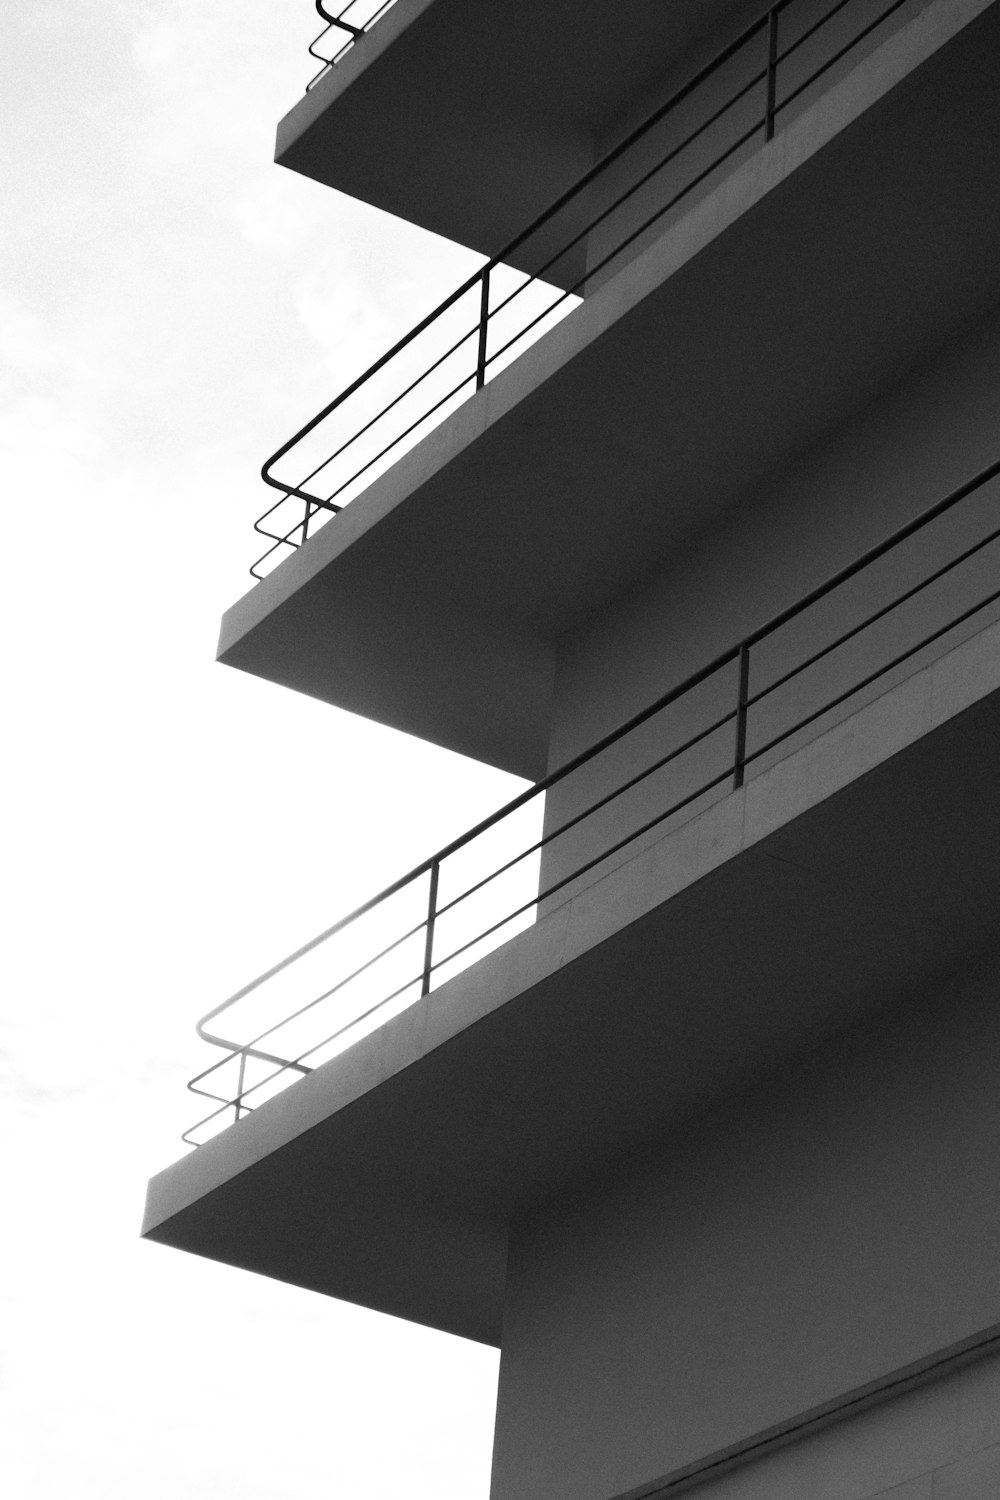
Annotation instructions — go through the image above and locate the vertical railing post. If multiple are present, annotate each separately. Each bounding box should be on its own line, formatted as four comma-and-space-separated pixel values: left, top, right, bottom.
421, 859, 440, 996
301, 499, 314, 543
733, 643, 751, 789
764, 7, 779, 141
476, 268, 491, 390
234, 1050, 246, 1123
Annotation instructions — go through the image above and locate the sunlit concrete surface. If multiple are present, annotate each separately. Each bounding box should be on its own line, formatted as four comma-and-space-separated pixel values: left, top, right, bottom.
146, 617, 1000, 1350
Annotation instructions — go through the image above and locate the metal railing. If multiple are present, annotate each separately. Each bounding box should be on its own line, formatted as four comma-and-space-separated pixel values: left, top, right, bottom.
307, 1, 398, 90
254, 0, 920, 579
186, 456, 1000, 1144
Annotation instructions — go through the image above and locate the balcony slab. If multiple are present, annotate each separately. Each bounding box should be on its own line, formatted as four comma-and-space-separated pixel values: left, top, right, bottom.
224, 0, 1000, 779
146, 618, 1000, 1345
277, 0, 751, 268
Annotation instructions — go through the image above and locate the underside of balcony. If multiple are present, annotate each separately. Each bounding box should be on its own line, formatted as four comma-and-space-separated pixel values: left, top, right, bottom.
222, 0, 1000, 780
277, 0, 753, 267
145, 620, 1000, 1345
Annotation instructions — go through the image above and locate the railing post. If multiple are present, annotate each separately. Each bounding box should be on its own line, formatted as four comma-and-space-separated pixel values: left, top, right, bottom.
764, 7, 779, 141
421, 859, 440, 996
733, 643, 751, 789
234, 1050, 246, 1123
476, 269, 491, 390
301, 499, 313, 543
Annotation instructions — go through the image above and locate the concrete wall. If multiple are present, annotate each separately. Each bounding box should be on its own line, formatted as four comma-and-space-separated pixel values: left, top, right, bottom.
488, 943, 1000, 1500
537, 304, 1000, 904
581, 0, 927, 291
620, 1347, 1000, 1500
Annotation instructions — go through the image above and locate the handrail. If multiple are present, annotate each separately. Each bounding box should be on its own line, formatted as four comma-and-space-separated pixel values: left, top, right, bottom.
186, 455, 1000, 1144
253, 0, 919, 579
306, 1, 398, 90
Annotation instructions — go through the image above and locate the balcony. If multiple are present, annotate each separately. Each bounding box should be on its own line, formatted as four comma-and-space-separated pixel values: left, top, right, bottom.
304, 2, 400, 91
279, 0, 763, 262
145, 457, 1000, 1340
222, 0, 1000, 776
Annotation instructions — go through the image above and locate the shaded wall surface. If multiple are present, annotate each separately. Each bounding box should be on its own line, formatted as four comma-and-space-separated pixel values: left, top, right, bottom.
581, 0, 928, 291
538, 305, 1000, 904
489, 947, 1000, 1500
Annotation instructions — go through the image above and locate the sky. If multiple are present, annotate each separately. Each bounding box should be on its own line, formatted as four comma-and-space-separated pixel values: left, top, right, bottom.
2, 3, 527, 1494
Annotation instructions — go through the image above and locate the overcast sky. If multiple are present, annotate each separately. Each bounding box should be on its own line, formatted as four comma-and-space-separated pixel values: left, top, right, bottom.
2, 3, 527, 1494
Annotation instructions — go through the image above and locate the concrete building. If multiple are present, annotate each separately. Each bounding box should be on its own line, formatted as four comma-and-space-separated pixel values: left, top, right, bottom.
143, 2, 1000, 1495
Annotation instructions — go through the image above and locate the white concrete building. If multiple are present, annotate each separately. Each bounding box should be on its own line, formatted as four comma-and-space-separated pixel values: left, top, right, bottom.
144, 2, 1000, 1495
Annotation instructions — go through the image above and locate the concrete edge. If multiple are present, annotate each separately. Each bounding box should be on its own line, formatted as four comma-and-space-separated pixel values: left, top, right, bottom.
144, 614, 1000, 1236
274, 0, 435, 163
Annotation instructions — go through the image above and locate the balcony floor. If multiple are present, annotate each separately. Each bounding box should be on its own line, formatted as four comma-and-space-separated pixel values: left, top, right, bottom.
146, 618, 1000, 1344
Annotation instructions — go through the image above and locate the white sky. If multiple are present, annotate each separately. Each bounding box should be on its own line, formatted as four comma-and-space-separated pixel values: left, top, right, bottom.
2, 3, 529, 1494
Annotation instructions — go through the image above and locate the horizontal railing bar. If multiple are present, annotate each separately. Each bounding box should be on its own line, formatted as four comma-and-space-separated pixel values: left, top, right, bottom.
195, 902, 430, 1047
254, 496, 344, 564
184, 957, 430, 1140
284, 76, 771, 522
775, 0, 911, 116
200, 0, 975, 1121
427, 765, 741, 986
260, 0, 919, 578
466, 74, 767, 377
261, 276, 489, 495
188, 1044, 312, 1092
745, 580, 1000, 769
370, 554, 1000, 1007
775, 0, 858, 66
535, 121, 763, 315
254, 507, 318, 550
195, 645, 745, 1050
314, 358, 479, 509
291, 968, 424, 1067
198, 912, 427, 1054
263, 4, 776, 497
463, 8, 770, 291
473, 60, 769, 343
746, 517, 1000, 710
268, 767, 748, 1084
195, 960, 431, 1131
297, 98, 767, 521
434, 705, 738, 924
307, 2, 398, 89
744, 457, 1000, 651
468, 123, 760, 436
299, 313, 483, 497
215, 915, 427, 1060
221, 575, 1000, 1104
306, 73, 771, 514
193, 455, 1000, 1136
198, 727, 742, 1091
205, 457, 1000, 1064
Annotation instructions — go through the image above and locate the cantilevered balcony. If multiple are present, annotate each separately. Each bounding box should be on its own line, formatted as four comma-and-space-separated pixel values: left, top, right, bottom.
223, 0, 1000, 776
148, 449, 1000, 1340
281, 0, 765, 265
